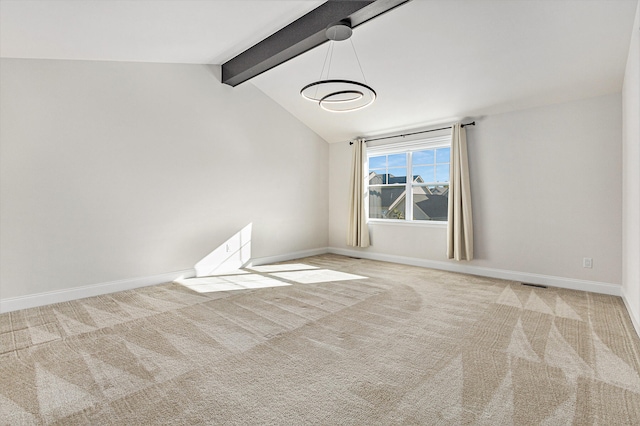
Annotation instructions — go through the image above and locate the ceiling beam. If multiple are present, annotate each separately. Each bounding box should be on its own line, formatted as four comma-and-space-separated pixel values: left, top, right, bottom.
221, 0, 410, 87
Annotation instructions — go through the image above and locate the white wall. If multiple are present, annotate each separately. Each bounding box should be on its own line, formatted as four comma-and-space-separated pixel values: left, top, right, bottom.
330, 93, 622, 290
622, 2, 640, 332
0, 59, 328, 301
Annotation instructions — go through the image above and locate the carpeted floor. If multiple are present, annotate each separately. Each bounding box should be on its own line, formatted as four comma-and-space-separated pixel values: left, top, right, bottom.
1, 254, 640, 425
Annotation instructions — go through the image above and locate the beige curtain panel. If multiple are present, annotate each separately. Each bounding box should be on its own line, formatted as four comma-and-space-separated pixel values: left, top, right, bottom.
447, 123, 474, 260
347, 138, 370, 247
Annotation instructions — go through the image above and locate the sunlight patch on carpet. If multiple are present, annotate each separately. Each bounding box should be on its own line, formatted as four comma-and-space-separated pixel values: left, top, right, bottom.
175, 274, 290, 293
177, 263, 368, 292
248, 263, 319, 273
270, 269, 368, 284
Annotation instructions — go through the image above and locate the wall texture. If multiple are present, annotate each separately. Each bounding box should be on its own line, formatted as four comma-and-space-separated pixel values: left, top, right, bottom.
622, 1, 640, 331
0, 59, 328, 301
330, 93, 622, 289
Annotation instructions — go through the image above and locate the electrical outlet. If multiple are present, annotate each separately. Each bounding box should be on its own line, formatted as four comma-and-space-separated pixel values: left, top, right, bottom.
226, 244, 230, 252
583, 258, 593, 268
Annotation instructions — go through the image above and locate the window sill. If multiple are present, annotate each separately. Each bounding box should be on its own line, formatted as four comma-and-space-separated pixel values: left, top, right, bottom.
367, 219, 448, 228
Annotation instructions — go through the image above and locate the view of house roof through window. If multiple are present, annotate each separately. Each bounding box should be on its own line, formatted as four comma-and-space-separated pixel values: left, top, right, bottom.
367, 137, 450, 222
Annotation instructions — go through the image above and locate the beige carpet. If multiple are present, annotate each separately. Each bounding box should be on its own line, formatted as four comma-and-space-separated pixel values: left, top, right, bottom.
1, 254, 640, 425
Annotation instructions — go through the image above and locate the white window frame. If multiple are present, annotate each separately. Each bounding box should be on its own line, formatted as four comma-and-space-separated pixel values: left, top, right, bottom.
366, 135, 451, 226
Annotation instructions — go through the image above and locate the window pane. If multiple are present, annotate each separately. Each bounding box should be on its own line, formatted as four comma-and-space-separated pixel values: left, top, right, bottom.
413, 165, 434, 183
369, 155, 386, 169
387, 153, 407, 167
388, 167, 407, 184
369, 186, 406, 219
413, 150, 434, 165
366, 142, 451, 222
436, 164, 450, 182
412, 185, 449, 221
436, 147, 450, 163
369, 171, 386, 185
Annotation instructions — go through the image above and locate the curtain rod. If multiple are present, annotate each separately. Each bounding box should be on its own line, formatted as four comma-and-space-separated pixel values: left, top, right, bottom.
350, 121, 475, 145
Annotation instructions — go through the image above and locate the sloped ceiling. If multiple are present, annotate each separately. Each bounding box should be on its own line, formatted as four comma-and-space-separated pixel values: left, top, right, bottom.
0, 0, 324, 64
1, 0, 637, 143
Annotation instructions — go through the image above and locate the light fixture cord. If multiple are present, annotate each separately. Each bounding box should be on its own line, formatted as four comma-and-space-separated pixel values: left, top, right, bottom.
315, 40, 335, 99
350, 38, 368, 83
325, 26, 338, 80
326, 41, 335, 80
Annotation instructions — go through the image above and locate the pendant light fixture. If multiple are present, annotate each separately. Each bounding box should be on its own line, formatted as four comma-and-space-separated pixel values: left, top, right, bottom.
300, 22, 376, 113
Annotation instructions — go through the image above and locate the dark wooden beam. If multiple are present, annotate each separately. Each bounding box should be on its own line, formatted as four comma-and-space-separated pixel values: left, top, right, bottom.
221, 0, 410, 87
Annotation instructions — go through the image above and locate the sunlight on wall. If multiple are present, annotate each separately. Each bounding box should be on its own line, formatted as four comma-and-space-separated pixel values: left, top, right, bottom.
176, 263, 368, 294
194, 223, 252, 276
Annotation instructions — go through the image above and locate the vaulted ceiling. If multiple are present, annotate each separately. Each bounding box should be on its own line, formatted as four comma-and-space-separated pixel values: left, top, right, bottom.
1, 0, 637, 143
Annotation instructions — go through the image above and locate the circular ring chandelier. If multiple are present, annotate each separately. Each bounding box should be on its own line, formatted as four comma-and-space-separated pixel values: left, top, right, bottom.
301, 80, 376, 113
300, 23, 376, 113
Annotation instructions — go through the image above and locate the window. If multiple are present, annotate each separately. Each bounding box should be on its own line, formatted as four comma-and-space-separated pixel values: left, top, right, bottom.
367, 136, 450, 222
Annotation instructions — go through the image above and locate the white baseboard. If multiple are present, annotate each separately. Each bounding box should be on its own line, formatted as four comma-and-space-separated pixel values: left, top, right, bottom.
621, 288, 640, 338
0, 269, 196, 314
328, 247, 622, 296
248, 247, 329, 267
1, 246, 625, 317
0, 248, 330, 314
